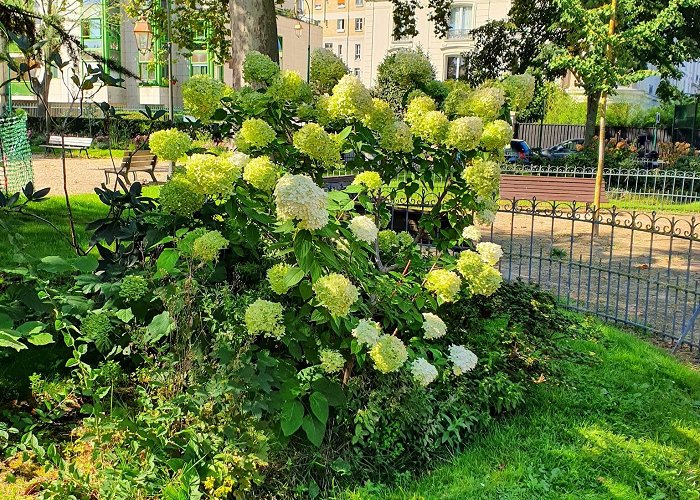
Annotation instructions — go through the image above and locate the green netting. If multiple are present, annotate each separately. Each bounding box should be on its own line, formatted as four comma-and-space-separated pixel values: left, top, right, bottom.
0, 112, 33, 194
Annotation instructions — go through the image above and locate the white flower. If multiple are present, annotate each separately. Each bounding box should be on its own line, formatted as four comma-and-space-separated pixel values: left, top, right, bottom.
410, 358, 439, 387
476, 242, 503, 266
274, 174, 329, 231
448, 345, 478, 375
476, 209, 497, 225
228, 151, 250, 169
348, 215, 379, 244
462, 225, 482, 242
352, 319, 382, 347
422, 312, 447, 340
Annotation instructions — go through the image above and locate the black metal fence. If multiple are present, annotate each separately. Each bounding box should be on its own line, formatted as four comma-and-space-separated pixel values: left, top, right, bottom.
481, 201, 700, 350
501, 165, 700, 204
514, 123, 672, 150
375, 192, 700, 351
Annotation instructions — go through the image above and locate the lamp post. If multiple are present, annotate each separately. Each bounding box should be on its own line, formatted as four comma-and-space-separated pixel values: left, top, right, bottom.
133, 1, 175, 175
293, 0, 312, 83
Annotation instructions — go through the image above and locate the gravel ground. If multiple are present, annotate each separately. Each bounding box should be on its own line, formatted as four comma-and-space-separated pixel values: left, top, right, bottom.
487, 210, 700, 347
32, 154, 168, 195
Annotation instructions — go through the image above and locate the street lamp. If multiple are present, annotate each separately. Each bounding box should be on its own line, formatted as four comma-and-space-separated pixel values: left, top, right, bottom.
133, 2, 175, 175
293, 0, 312, 83
133, 17, 153, 55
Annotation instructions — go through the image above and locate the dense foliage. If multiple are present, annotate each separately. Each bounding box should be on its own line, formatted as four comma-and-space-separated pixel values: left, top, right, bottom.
0, 52, 555, 497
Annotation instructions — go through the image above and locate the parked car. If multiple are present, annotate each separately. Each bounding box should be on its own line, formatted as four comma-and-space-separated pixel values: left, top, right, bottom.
505, 139, 533, 163
541, 138, 584, 159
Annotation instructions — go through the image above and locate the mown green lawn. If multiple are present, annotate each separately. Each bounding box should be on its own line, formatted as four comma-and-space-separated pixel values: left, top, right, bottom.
0, 187, 159, 262
345, 323, 700, 499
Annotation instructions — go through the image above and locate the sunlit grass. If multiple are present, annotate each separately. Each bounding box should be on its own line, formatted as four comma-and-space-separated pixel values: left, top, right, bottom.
344, 322, 700, 499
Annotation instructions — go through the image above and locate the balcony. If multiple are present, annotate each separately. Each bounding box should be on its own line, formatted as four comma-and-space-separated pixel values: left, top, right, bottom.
446, 28, 473, 41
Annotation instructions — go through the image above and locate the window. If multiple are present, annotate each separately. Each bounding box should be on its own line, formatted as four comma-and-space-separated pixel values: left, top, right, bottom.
80, 14, 121, 77
354, 68, 361, 77
356, 0, 363, 5
445, 55, 466, 80
448, 5, 473, 39
338, 0, 345, 8
314, 0, 321, 9
337, 19, 345, 32
324, 42, 333, 49
355, 17, 363, 31
337, 44, 343, 56
354, 43, 361, 60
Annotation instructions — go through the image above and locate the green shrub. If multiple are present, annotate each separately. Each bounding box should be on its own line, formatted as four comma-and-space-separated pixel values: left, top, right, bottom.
182, 75, 234, 122
374, 48, 436, 112
309, 48, 348, 95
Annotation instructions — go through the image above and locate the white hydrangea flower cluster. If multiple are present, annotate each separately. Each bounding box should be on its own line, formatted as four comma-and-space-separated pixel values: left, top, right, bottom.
327, 75, 373, 120
480, 120, 514, 150
273, 174, 329, 231
476, 198, 499, 225
448, 344, 478, 375
462, 225, 482, 242
380, 120, 414, 152
422, 312, 447, 340
313, 273, 360, 317
319, 349, 346, 373
292, 123, 342, 167
462, 86, 506, 121
410, 358, 439, 387
410, 110, 450, 144
444, 116, 483, 151
352, 319, 382, 347
369, 334, 408, 373
476, 242, 503, 266
456, 250, 503, 297
244, 299, 285, 339
352, 171, 383, 191
243, 155, 280, 192
348, 215, 379, 244
405, 95, 437, 127
424, 269, 462, 302
362, 98, 395, 132
462, 158, 501, 200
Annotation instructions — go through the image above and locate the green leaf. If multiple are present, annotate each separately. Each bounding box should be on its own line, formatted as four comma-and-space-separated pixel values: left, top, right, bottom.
115, 308, 135, 323
27, 333, 54, 346
0, 313, 13, 329
156, 248, 180, 274
145, 312, 172, 344
283, 267, 305, 289
302, 414, 326, 447
38, 256, 73, 273
310, 309, 328, 324
337, 125, 353, 140
280, 400, 304, 436
311, 378, 346, 407
0, 331, 26, 351
16, 321, 45, 336
309, 392, 329, 424
71, 255, 98, 273
299, 282, 313, 301
294, 230, 314, 273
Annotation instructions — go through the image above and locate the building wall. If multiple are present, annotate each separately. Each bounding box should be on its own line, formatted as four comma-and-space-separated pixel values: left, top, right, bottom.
5, 3, 321, 111
311, 0, 510, 88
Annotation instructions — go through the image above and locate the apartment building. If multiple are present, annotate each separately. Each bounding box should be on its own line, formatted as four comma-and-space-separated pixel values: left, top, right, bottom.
3, 0, 322, 112
296, 0, 511, 88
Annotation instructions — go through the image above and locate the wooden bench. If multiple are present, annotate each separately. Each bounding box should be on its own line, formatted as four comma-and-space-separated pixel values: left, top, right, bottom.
104, 150, 161, 184
41, 135, 93, 157
499, 175, 607, 203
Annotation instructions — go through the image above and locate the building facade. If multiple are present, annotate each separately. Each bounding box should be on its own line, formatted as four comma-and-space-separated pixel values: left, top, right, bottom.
3, 1, 322, 113
298, 0, 510, 87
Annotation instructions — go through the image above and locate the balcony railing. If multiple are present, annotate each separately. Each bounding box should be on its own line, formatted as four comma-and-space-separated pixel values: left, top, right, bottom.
446, 28, 473, 40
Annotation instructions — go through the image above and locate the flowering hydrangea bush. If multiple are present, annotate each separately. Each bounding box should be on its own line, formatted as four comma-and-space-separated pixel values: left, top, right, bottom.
148, 128, 192, 162
182, 75, 234, 122
129, 52, 534, 454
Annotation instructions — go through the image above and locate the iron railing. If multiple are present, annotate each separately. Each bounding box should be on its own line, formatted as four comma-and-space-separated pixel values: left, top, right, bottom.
501, 165, 700, 204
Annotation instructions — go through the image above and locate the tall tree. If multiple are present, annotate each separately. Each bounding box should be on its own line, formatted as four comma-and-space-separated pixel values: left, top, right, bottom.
229, 0, 278, 88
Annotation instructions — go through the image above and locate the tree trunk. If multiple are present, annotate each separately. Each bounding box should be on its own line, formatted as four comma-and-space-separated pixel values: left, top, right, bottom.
583, 91, 600, 148
0, 35, 7, 112
229, 0, 280, 88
